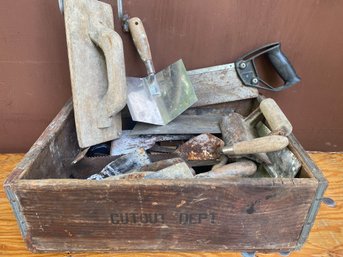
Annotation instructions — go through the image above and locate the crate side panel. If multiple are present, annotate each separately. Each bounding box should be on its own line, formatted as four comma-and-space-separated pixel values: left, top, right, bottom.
287, 134, 328, 249
22, 108, 78, 179
15, 179, 317, 252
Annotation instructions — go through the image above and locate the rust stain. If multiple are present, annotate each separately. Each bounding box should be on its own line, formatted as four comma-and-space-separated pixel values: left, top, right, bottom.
177, 133, 224, 161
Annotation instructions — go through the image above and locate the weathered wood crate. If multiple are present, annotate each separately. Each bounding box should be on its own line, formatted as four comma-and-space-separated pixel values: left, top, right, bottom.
4, 99, 327, 254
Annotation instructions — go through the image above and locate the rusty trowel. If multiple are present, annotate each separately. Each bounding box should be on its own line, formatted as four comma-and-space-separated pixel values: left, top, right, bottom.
63, 0, 126, 148
126, 17, 197, 125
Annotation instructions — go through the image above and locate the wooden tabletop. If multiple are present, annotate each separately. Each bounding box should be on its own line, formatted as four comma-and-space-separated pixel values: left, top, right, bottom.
0, 152, 342, 257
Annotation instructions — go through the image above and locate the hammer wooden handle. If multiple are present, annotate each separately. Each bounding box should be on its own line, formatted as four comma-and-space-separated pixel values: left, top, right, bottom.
260, 98, 293, 136
222, 135, 289, 155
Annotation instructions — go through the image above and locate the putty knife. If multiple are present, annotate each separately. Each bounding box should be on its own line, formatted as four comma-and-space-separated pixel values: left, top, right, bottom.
127, 17, 197, 125
63, 0, 126, 148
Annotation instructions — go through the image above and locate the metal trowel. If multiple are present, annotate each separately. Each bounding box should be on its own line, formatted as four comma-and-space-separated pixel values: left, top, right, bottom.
63, 0, 126, 148
126, 17, 197, 125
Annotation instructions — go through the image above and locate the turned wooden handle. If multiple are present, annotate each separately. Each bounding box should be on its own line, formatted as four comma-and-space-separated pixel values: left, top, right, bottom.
128, 17, 152, 63
222, 135, 289, 155
210, 160, 257, 177
196, 160, 257, 178
260, 98, 293, 136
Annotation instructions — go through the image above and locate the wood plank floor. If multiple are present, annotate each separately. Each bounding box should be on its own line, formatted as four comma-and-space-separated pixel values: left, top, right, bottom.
0, 152, 342, 257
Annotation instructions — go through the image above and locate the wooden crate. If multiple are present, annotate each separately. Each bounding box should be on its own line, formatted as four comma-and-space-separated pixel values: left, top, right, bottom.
3, 99, 327, 254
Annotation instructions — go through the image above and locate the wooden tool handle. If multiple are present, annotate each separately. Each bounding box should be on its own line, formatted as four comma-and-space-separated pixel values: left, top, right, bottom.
196, 160, 257, 178
210, 160, 257, 177
128, 17, 154, 74
222, 135, 289, 155
88, 22, 127, 128
260, 98, 293, 136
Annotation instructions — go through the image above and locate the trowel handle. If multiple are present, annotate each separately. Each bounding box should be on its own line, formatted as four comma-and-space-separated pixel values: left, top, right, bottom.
89, 23, 127, 128
128, 17, 155, 75
222, 135, 289, 155
260, 98, 293, 136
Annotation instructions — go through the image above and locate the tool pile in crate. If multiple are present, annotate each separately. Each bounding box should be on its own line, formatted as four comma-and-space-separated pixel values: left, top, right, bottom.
61, 0, 301, 181
3, 0, 331, 254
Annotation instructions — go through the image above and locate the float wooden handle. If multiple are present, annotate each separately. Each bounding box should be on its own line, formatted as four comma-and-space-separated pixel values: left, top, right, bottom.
88, 22, 126, 128
222, 135, 289, 155
260, 98, 293, 136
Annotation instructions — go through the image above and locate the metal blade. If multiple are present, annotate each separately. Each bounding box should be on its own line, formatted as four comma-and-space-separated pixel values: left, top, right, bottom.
127, 60, 198, 125
131, 114, 222, 135
188, 63, 258, 107
110, 131, 193, 156
127, 76, 164, 125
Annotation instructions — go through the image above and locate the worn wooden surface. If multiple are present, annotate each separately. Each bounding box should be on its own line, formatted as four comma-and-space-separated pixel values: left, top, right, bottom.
64, 0, 126, 148
1, 152, 342, 256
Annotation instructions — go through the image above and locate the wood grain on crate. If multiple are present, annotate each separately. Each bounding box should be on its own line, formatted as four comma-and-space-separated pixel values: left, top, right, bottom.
0, 152, 342, 257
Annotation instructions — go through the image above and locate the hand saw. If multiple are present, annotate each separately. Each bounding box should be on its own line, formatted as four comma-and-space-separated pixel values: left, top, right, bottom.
189, 42, 300, 108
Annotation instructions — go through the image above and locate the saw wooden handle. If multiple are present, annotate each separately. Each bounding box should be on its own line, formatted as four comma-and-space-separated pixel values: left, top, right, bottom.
222, 135, 289, 155
260, 98, 293, 136
128, 17, 155, 74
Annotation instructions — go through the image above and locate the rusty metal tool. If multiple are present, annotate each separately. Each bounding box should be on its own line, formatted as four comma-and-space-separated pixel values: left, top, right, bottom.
220, 114, 289, 163
126, 17, 197, 125
62, 0, 126, 148
110, 131, 192, 156
146, 134, 224, 167
87, 148, 151, 180
256, 121, 301, 178
175, 133, 224, 161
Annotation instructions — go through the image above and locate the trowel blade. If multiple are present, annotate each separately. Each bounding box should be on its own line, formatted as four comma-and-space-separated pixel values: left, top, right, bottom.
127, 59, 198, 125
